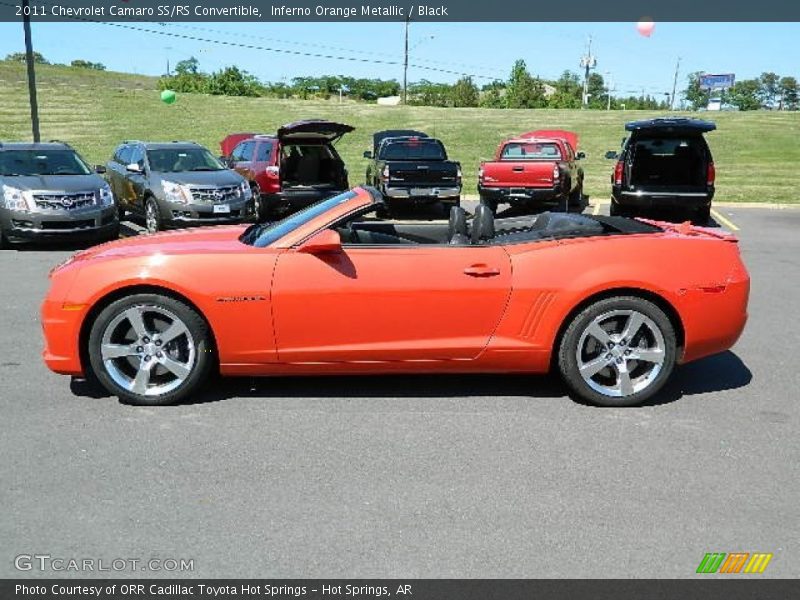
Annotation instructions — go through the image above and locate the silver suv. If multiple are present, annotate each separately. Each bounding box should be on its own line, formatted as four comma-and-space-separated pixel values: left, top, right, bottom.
106, 141, 252, 233
0, 142, 119, 247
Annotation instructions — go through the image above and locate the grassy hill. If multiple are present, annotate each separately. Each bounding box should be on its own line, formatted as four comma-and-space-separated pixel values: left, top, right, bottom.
1, 61, 799, 203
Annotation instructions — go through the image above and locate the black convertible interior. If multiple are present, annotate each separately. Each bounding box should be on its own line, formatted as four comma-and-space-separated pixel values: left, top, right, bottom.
333, 205, 661, 247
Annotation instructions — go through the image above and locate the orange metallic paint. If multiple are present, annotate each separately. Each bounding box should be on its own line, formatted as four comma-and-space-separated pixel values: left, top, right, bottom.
41, 187, 749, 382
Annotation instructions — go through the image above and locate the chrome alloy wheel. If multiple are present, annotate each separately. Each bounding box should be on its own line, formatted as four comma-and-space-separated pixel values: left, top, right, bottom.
100, 304, 196, 397
576, 309, 666, 398
145, 200, 159, 233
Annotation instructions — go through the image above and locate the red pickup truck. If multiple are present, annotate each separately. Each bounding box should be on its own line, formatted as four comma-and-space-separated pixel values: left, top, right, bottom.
478, 130, 585, 214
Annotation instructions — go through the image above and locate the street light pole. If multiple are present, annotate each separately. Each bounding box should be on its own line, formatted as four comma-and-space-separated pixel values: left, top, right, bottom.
22, 0, 41, 142
402, 15, 410, 104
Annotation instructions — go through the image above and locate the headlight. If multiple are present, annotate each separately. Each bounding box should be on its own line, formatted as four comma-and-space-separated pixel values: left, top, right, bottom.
1, 185, 33, 212
97, 183, 114, 207
240, 181, 252, 200
161, 181, 192, 204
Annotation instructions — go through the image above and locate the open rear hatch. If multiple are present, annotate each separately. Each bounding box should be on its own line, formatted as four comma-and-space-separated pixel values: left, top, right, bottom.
278, 120, 355, 143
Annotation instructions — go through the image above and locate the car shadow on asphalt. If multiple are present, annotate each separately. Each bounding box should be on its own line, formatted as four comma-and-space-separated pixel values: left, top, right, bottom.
69, 351, 751, 409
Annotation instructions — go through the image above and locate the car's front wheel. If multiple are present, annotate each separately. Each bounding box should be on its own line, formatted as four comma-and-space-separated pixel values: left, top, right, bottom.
479, 194, 498, 215
87, 294, 214, 405
144, 196, 163, 233
557, 296, 676, 407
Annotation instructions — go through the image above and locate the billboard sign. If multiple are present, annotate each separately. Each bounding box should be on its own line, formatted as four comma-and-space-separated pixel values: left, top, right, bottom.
699, 73, 736, 90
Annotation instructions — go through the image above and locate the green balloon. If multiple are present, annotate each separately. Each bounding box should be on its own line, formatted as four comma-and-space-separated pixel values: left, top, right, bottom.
160, 89, 177, 104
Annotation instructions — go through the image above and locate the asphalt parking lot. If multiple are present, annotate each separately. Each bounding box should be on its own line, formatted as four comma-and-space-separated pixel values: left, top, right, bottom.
1, 202, 798, 578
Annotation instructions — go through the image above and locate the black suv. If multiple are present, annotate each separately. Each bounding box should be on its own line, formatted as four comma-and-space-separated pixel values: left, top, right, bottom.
606, 118, 716, 221
107, 141, 251, 233
0, 141, 118, 247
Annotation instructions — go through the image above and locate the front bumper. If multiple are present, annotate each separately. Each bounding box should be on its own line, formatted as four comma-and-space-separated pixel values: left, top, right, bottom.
164, 199, 249, 226
478, 185, 561, 204
383, 185, 461, 202
1, 206, 118, 243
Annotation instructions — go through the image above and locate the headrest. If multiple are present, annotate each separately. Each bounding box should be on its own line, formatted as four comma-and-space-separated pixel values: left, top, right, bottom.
471, 204, 495, 244
448, 205, 467, 240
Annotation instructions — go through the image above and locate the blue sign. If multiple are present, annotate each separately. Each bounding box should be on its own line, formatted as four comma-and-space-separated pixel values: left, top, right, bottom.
699, 74, 736, 90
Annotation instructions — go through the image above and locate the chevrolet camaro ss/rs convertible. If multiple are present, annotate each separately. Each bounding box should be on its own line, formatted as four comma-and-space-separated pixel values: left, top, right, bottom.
42, 186, 749, 407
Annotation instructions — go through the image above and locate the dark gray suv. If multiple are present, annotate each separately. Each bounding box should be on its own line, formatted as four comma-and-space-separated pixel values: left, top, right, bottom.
0, 142, 119, 247
106, 141, 252, 233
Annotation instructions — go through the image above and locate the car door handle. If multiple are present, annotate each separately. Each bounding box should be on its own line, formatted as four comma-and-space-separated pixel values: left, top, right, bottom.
512, 166, 524, 172
464, 265, 501, 277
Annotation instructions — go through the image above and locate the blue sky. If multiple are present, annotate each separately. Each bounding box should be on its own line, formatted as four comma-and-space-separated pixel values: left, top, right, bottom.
0, 21, 796, 96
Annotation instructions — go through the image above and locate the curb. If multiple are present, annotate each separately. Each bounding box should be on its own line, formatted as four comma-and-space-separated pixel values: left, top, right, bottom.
460, 195, 799, 210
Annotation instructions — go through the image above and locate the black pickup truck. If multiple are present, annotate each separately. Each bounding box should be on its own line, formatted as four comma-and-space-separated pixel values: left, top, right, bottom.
364, 130, 461, 212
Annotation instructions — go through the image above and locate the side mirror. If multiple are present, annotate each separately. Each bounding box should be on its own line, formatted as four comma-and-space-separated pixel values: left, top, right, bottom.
576, 151, 586, 160
297, 229, 343, 255
126, 163, 142, 173
604, 151, 619, 160
219, 156, 231, 166
95, 165, 107, 174
363, 150, 372, 159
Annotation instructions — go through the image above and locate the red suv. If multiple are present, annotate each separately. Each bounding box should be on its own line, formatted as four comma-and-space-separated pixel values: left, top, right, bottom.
222, 120, 353, 220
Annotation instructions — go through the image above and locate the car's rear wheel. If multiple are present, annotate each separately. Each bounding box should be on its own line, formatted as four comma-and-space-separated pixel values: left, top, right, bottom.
569, 182, 583, 212
609, 201, 629, 217
557, 296, 676, 407
88, 294, 214, 406
144, 197, 163, 233
696, 205, 711, 224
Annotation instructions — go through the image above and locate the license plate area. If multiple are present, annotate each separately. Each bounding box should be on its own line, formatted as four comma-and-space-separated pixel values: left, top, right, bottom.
213, 204, 231, 214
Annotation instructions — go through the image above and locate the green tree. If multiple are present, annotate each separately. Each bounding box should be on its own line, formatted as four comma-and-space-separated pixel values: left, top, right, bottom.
548, 71, 582, 109
684, 72, 709, 110
586, 72, 607, 108
70, 59, 105, 70
450, 75, 479, 107
175, 57, 199, 76
728, 79, 761, 111
5, 51, 48, 64
758, 72, 780, 109
506, 60, 546, 109
779, 76, 799, 110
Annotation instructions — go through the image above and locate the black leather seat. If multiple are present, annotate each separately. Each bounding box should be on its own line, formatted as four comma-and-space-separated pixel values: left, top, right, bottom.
448, 206, 469, 245
470, 204, 495, 244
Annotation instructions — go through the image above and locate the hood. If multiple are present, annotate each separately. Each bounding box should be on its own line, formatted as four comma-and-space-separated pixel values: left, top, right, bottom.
277, 119, 354, 142
153, 169, 244, 187
0, 173, 106, 192
519, 130, 579, 150
71, 225, 252, 266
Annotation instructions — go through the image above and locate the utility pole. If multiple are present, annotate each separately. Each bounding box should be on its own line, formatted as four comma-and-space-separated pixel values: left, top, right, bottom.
402, 15, 410, 104
22, 0, 40, 142
579, 36, 597, 109
604, 71, 614, 110
670, 57, 681, 110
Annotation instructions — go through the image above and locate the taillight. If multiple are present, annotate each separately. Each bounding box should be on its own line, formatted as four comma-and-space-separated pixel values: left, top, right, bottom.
552, 164, 560, 181
456, 166, 462, 182
707, 162, 716, 186
478, 166, 484, 181
614, 161, 624, 185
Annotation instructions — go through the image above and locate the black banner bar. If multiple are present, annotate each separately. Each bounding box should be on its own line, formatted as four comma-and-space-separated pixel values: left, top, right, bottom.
1, 0, 800, 22
2, 580, 798, 600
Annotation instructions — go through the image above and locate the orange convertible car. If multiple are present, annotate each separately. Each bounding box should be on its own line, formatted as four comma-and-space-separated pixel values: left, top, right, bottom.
42, 186, 749, 407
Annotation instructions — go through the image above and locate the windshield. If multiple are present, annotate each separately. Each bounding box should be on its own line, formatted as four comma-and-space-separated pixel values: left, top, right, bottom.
0, 149, 92, 176
146, 148, 225, 173
380, 139, 446, 161
501, 142, 562, 160
243, 190, 359, 248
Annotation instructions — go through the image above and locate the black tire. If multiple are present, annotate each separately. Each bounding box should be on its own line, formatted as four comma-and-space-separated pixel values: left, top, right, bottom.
87, 293, 214, 406
250, 183, 264, 222
569, 183, 583, 212
0, 228, 9, 249
557, 296, 677, 407
695, 205, 711, 224
116, 203, 127, 222
144, 196, 163, 233
479, 195, 498, 215
104, 223, 121, 242
609, 201, 629, 217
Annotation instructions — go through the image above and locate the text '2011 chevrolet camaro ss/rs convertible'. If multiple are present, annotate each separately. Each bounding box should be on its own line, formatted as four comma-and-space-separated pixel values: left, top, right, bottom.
42, 186, 749, 407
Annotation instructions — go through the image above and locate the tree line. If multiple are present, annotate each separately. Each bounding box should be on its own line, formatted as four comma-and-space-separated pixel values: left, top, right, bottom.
6, 52, 798, 111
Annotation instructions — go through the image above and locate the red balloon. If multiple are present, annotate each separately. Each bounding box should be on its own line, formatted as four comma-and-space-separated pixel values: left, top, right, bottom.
637, 19, 655, 37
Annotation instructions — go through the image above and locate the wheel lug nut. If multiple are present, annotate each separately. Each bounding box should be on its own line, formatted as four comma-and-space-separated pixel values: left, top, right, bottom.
156, 352, 163, 358
143, 337, 150, 343
155, 340, 162, 346
616, 358, 623, 364
136, 346, 143, 353
144, 355, 151, 361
